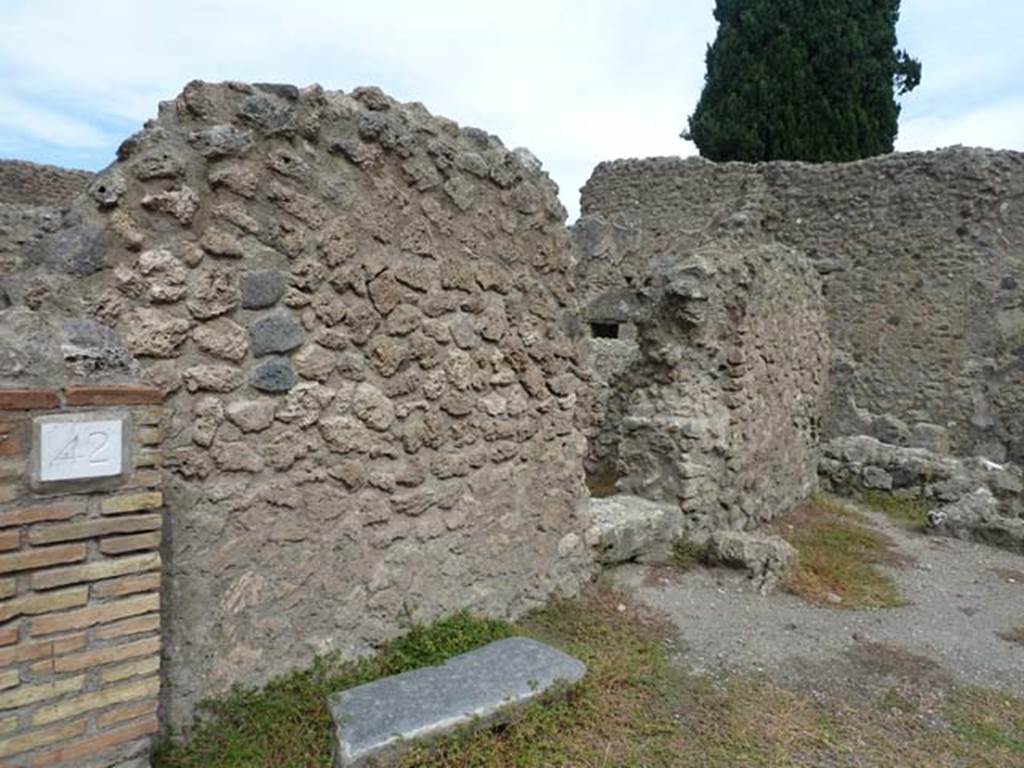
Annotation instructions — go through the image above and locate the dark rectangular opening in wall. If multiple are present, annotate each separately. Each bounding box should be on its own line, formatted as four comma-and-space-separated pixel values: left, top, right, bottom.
591, 322, 620, 339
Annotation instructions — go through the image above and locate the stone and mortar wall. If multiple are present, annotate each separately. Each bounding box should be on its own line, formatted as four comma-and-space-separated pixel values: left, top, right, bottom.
604, 239, 829, 533
0, 162, 93, 207
578, 149, 1024, 463
0, 385, 165, 767
1, 81, 593, 727
0, 162, 92, 317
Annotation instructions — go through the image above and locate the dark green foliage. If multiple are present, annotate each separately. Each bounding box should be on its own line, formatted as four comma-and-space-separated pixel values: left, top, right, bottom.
685, 0, 922, 162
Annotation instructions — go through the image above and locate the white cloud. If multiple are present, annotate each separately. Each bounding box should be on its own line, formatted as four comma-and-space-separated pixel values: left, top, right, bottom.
0, 90, 111, 148
0, 0, 1020, 218
898, 101, 1024, 153
0, 0, 719, 218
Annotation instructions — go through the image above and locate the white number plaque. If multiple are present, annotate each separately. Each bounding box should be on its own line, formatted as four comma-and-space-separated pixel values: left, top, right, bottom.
38, 418, 124, 482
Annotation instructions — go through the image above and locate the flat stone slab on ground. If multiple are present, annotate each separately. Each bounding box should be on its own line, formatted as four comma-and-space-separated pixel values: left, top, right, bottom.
328, 636, 587, 767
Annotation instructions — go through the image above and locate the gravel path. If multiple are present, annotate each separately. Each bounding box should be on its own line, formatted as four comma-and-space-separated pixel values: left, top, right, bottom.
614, 507, 1024, 696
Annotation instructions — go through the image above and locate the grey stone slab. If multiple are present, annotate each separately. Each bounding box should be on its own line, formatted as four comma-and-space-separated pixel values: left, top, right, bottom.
328, 636, 586, 767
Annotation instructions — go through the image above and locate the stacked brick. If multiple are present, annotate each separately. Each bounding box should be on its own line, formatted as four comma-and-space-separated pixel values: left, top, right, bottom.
0, 386, 164, 768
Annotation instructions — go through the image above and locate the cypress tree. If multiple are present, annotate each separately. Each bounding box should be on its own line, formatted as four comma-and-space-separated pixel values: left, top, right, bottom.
685, 0, 921, 162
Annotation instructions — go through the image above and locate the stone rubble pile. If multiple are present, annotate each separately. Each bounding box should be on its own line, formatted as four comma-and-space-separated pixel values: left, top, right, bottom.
820, 435, 1024, 552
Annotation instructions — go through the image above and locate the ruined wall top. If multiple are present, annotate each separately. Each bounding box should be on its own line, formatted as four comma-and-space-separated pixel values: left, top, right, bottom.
1, 81, 572, 390
577, 147, 1024, 462
0, 159, 93, 206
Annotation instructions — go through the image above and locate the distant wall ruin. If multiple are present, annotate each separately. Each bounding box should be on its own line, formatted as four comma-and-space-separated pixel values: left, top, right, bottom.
0, 161, 92, 207
578, 149, 1024, 465
0, 161, 93, 315
0, 82, 594, 738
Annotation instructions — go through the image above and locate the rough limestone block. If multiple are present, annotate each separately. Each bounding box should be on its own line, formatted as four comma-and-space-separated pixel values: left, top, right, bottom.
586, 494, 685, 564
707, 530, 798, 594
328, 637, 586, 767
928, 487, 1024, 554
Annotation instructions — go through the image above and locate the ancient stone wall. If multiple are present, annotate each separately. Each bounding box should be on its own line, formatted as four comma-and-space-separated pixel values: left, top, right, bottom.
0, 161, 93, 207
0, 384, 165, 768
0, 162, 92, 315
0, 81, 593, 727
578, 149, 1024, 464
602, 240, 829, 532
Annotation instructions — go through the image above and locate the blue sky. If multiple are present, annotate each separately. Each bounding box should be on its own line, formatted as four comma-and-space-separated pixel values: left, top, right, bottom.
1, 0, 1021, 220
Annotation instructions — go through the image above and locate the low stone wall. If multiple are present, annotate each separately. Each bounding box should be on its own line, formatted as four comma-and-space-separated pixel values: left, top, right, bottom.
607, 240, 829, 532
0, 385, 165, 768
820, 435, 1024, 551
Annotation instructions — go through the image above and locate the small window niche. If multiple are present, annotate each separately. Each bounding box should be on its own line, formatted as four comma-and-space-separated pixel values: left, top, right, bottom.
590, 322, 620, 339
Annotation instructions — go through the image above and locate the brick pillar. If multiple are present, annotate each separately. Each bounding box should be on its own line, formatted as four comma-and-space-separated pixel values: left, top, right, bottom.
0, 386, 165, 768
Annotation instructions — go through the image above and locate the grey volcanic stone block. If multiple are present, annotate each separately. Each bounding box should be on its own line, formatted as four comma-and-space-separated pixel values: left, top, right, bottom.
928, 487, 1024, 553
251, 358, 297, 393
189, 124, 254, 159
586, 494, 685, 564
328, 637, 586, 767
241, 269, 287, 309
249, 310, 304, 356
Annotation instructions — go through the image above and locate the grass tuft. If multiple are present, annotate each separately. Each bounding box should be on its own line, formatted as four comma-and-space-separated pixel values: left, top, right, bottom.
861, 489, 930, 531
774, 493, 905, 609
948, 687, 1024, 756
153, 582, 1024, 768
401, 584, 683, 766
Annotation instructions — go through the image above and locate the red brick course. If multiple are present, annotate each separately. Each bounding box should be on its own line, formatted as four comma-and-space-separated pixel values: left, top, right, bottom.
63, 386, 165, 407
0, 390, 60, 411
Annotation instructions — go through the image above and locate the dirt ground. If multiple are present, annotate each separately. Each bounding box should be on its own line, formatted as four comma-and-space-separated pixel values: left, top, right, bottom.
614, 505, 1024, 701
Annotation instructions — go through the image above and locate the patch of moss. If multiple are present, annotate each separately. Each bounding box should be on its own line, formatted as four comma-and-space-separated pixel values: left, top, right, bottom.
671, 537, 709, 571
